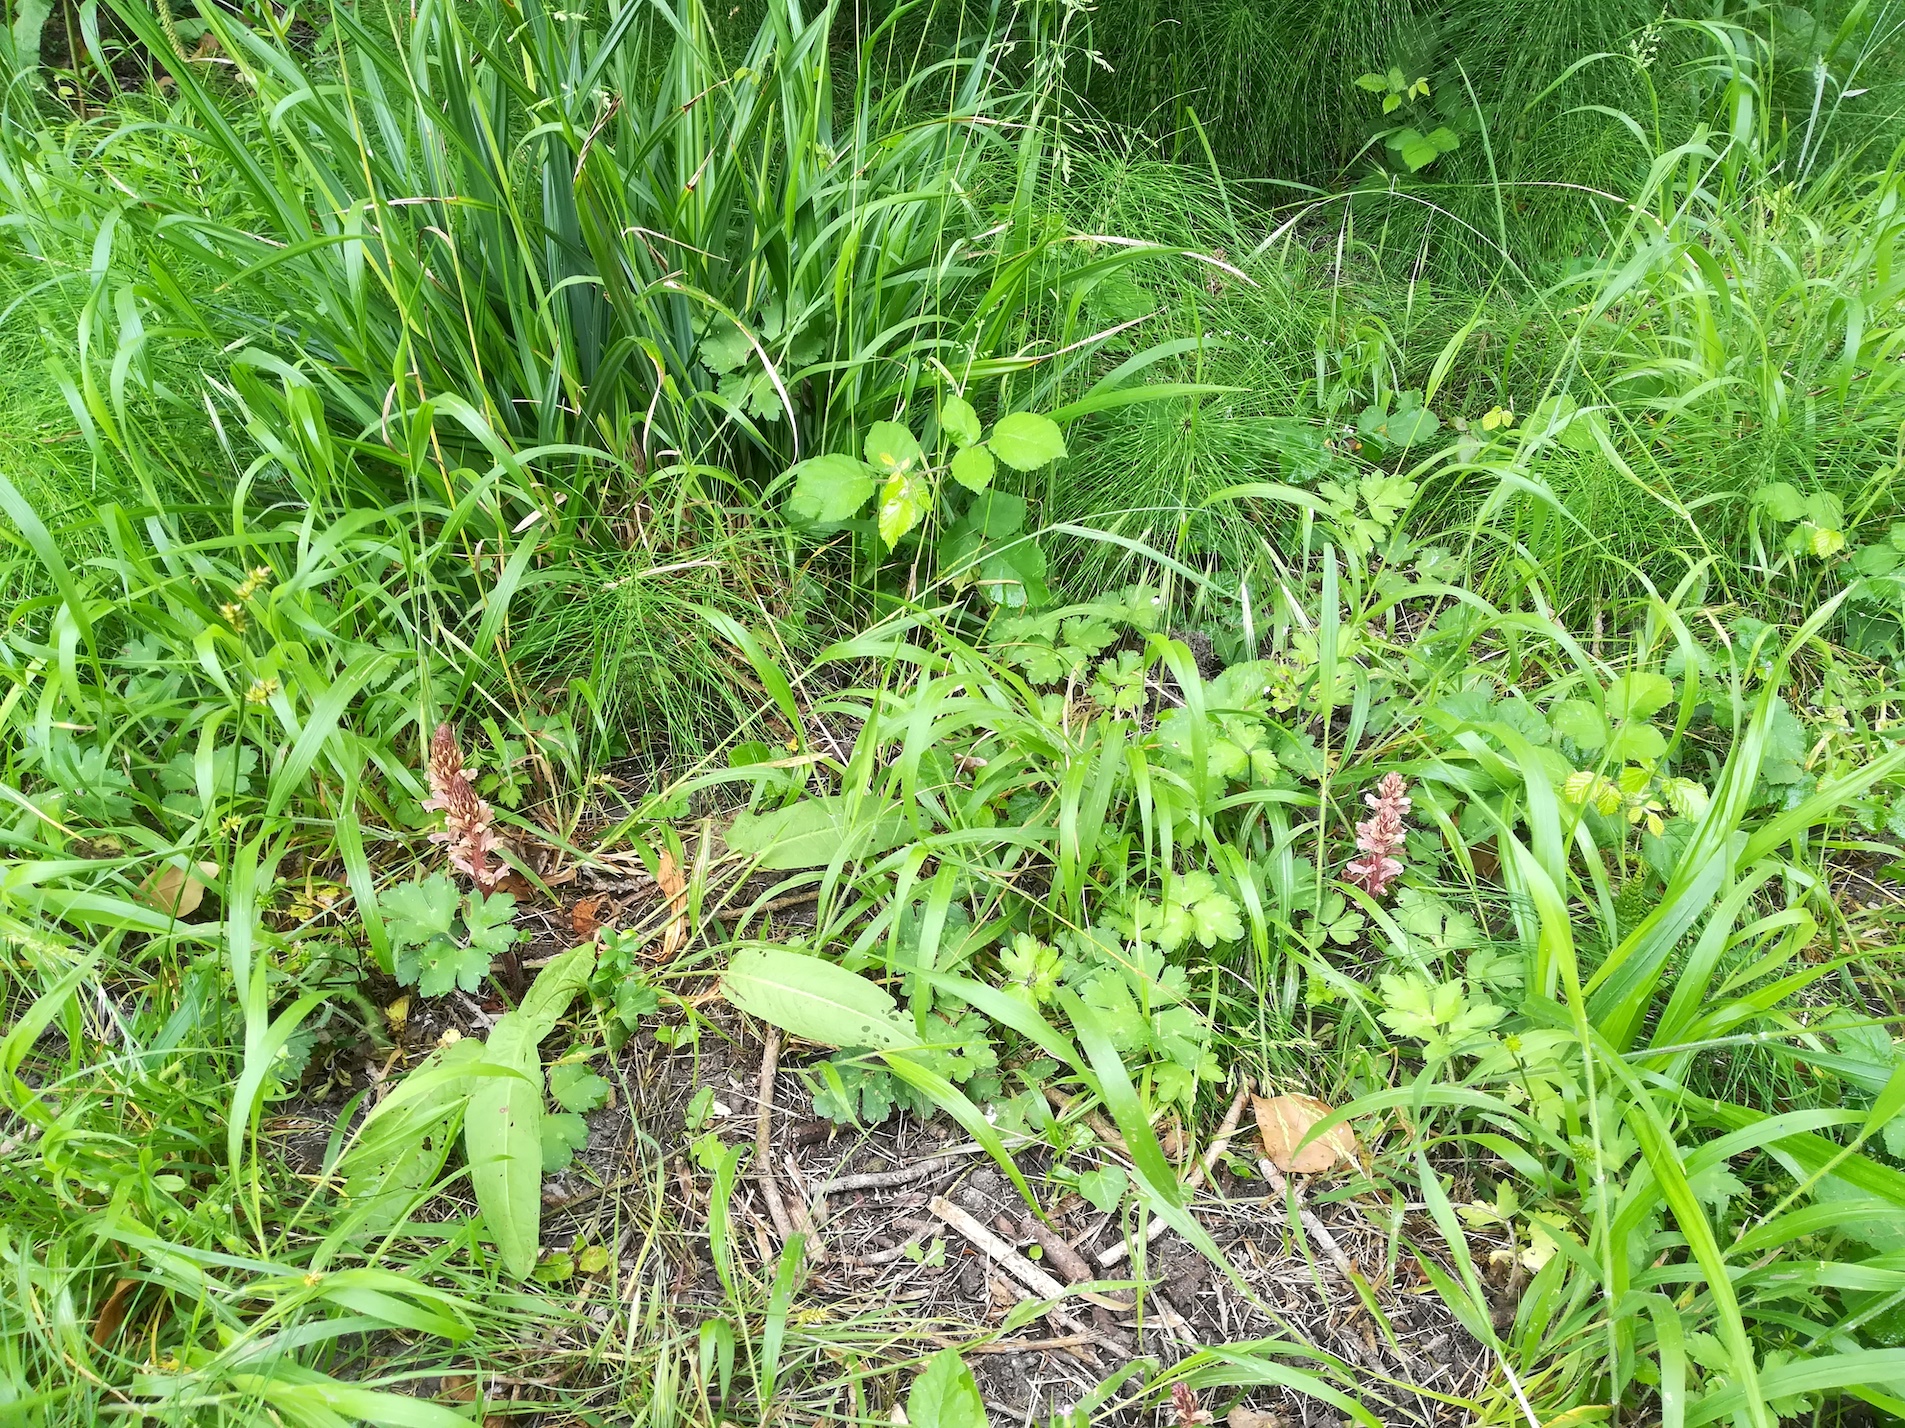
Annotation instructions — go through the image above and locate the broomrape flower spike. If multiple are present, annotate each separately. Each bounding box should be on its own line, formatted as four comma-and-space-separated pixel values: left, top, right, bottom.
1346, 772, 1410, 899
423, 722, 504, 891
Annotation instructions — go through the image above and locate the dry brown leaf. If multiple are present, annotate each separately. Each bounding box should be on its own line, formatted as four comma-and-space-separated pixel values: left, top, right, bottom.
1226, 1407, 1287, 1428
570, 896, 607, 939
656, 848, 688, 962
1252, 1092, 1358, 1175
138, 860, 218, 919
90, 1277, 138, 1347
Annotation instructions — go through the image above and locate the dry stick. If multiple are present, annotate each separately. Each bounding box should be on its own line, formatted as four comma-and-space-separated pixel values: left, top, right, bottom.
1097, 1081, 1252, 1268
754, 1030, 797, 1246
849, 1223, 938, 1268
961, 1333, 1097, 1355
928, 1197, 1128, 1313
809, 1146, 982, 1197
1257, 1157, 1360, 1285
1022, 1218, 1099, 1287
780, 1152, 829, 1264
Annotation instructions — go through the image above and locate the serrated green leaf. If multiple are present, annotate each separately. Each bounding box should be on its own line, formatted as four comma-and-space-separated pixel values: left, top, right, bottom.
865, 421, 923, 475
698, 324, 752, 375
1606, 672, 1673, 721
986, 412, 1067, 471
383, 875, 459, 948
406, 937, 492, 998
787, 454, 875, 523
949, 443, 995, 493
940, 395, 983, 449
1753, 482, 1805, 520
877, 471, 927, 548
1550, 699, 1608, 749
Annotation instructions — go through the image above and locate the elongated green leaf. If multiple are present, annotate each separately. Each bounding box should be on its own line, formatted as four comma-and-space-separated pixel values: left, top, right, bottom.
722, 948, 916, 1049
466, 1059, 544, 1280
466, 945, 594, 1278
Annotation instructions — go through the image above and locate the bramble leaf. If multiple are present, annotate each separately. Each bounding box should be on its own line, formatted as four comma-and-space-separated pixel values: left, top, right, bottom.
788, 454, 875, 523
986, 412, 1067, 471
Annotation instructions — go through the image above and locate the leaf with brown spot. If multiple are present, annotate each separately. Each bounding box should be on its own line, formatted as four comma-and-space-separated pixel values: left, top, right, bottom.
1252, 1092, 1358, 1175
138, 860, 218, 918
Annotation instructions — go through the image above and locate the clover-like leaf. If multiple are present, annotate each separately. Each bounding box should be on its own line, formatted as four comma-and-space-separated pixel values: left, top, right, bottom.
550, 1062, 612, 1113
465, 890, 523, 959
401, 936, 492, 998
541, 1111, 590, 1173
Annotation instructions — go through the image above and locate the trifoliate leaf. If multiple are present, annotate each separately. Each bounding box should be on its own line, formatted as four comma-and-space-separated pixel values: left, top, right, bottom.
401, 936, 493, 998
464, 890, 523, 959
550, 1062, 612, 1113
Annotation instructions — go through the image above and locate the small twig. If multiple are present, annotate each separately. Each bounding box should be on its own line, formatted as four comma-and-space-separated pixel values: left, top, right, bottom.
849, 1223, 939, 1268
808, 1147, 981, 1197
711, 892, 817, 923
1258, 1156, 1360, 1285
1098, 1081, 1251, 1268
930, 1197, 1128, 1314
755, 1030, 797, 1245
960, 1333, 1097, 1355
780, 1152, 828, 1263
1023, 1217, 1097, 1286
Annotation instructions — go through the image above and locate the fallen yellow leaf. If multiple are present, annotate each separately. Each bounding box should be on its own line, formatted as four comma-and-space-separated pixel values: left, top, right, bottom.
138, 860, 219, 919
1252, 1092, 1358, 1175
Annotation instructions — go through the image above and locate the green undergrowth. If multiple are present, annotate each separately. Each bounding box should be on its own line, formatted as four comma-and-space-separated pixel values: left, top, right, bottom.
5, 0, 1905, 1425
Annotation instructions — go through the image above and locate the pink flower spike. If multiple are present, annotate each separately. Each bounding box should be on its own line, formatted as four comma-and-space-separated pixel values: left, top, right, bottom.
1345, 772, 1410, 899
422, 722, 504, 891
